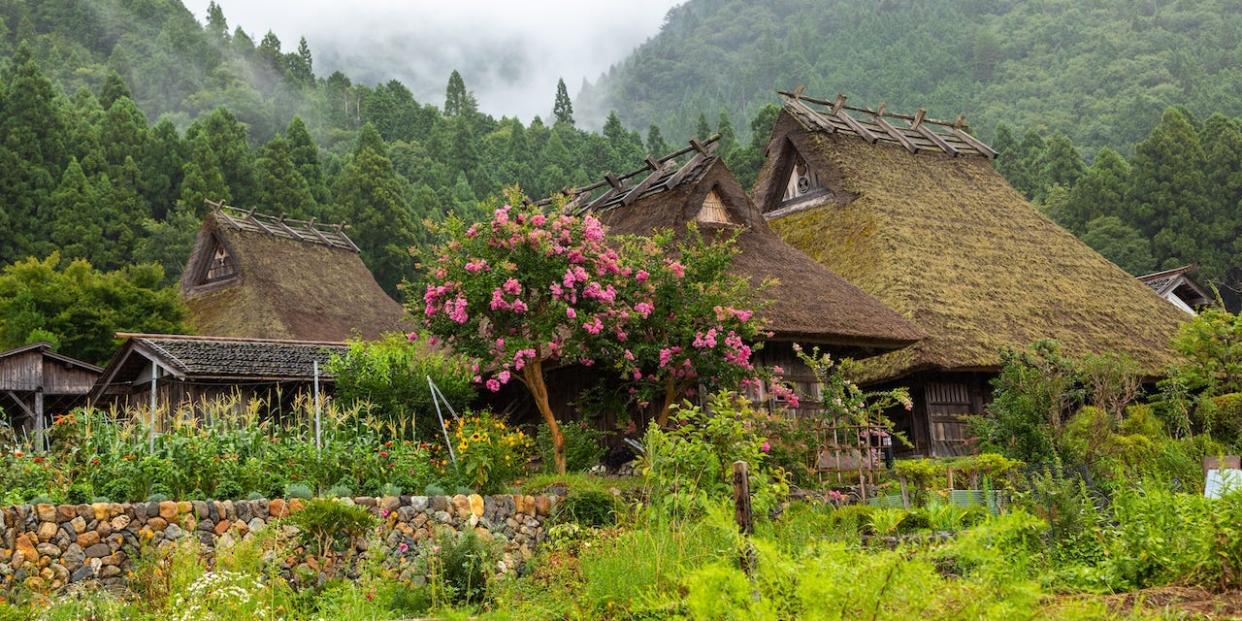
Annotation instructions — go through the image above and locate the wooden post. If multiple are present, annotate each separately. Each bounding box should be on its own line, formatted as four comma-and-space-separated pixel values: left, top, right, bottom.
947, 468, 955, 491
34, 388, 44, 453
148, 363, 159, 452
313, 360, 322, 456
733, 460, 753, 535
899, 476, 910, 509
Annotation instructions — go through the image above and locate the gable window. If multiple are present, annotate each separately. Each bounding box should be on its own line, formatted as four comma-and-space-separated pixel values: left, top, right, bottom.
782, 153, 826, 205
199, 240, 236, 285
696, 190, 733, 224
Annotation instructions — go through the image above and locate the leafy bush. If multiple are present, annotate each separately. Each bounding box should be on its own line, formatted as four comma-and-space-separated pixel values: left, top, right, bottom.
641, 391, 785, 519
327, 334, 476, 440
287, 498, 377, 557
971, 340, 1080, 463
536, 420, 606, 473
424, 530, 497, 606
555, 487, 618, 528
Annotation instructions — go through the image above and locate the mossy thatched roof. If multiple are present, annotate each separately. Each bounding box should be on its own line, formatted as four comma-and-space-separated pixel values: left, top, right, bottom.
577, 148, 924, 350
179, 209, 407, 342
755, 107, 1187, 381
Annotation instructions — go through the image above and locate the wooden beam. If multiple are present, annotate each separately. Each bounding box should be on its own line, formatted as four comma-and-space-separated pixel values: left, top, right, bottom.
833, 110, 881, 144
274, 216, 309, 241
621, 163, 669, 206
776, 90, 963, 128
873, 115, 918, 154
664, 153, 706, 191
4, 391, 33, 417
950, 127, 999, 159
913, 123, 959, 157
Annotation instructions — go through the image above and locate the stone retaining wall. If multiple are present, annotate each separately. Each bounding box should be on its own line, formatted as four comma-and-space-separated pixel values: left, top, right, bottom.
0, 493, 556, 592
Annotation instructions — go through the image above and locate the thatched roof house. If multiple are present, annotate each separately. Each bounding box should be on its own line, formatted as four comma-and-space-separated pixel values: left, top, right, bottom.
180, 203, 407, 342
752, 90, 1188, 455
1138, 265, 1213, 315
533, 137, 922, 416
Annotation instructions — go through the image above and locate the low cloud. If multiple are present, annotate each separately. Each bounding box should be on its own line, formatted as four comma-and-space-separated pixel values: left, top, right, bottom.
187, 1, 682, 124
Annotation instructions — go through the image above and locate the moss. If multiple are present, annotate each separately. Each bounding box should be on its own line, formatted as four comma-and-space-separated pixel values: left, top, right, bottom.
763, 117, 1187, 382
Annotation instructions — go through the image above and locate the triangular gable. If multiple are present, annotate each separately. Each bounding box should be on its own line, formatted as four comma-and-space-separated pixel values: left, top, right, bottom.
761, 138, 844, 218
186, 230, 239, 290
696, 189, 734, 225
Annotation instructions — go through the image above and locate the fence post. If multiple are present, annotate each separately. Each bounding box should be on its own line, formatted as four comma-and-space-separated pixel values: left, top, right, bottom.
733, 460, 753, 535
899, 476, 910, 509
313, 360, 322, 456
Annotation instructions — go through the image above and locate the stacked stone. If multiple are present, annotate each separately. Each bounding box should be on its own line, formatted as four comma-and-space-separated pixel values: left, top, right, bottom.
0, 494, 554, 593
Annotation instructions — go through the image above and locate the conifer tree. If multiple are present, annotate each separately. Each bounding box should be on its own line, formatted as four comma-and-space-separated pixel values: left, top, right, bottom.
186, 108, 256, 206
178, 132, 231, 215
1081, 216, 1156, 275
49, 159, 106, 266
100, 97, 150, 181
142, 119, 185, 220
255, 134, 315, 218
333, 123, 419, 294
258, 31, 284, 75
716, 110, 736, 154
695, 112, 711, 140
552, 77, 574, 126
0, 44, 66, 264
1041, 133, 1084, 191
98, 71, 131, 109
205, 2, 229, 41
646, 124, 669, 155
1128, 107, 1208, 269
288, 37, 314, 85
1056, 147, 1130, 234
444, 70, 477, 118
285, 116, 328, 204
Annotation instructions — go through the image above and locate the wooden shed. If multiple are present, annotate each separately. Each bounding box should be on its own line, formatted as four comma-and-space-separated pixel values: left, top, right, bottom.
752, 90, 1188, 456
0, 343, 102, 448
89, 334, 347, 420
1138, 265, 1213, 315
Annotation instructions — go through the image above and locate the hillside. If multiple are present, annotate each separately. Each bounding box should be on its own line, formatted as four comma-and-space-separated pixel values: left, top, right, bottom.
578, 0, 1242, 151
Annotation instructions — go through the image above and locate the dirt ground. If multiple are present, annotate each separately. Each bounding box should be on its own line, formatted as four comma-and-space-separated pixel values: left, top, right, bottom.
1100, 586, 1242, 619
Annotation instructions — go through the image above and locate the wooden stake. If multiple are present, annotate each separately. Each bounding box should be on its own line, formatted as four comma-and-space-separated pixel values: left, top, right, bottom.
733, 460, 753, 535
34, 389, 44, 453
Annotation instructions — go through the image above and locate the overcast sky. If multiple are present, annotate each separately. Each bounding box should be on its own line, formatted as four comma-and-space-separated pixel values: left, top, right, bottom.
183, 1, 683, 123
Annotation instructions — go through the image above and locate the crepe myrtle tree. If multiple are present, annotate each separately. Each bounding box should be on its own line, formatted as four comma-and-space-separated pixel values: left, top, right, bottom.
418, 192, 771, 473
606, 228, 776, 427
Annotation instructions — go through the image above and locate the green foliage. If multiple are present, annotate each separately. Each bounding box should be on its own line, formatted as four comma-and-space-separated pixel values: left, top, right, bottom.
425, 530, 497, 606
327, 334, 476, 439
287, 498, 376, 556
0, 253, 188, 364
971, 340, 1080, 464
446, 411, 532, 495
641, 392, 786, 520
535, 420, 606, 473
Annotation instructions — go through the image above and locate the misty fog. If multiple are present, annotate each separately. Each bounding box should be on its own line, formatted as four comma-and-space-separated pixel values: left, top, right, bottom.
183, 1, 683, 125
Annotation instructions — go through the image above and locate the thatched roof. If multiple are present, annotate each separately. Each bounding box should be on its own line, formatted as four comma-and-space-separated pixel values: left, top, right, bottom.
179, 205, 407, 342
754, 92, 1187, 380
543, 138, 925, 351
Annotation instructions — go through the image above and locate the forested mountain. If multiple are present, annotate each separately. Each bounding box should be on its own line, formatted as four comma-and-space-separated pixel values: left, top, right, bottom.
0, 0, 658, 300
579, 0, 1242, 152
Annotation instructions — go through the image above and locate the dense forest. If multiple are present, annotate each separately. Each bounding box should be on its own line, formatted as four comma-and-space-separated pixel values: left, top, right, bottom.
579, 0, 1242, 152
0, 0, 687, 294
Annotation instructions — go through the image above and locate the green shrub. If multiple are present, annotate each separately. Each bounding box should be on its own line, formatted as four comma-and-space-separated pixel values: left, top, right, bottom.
425, 530, 497, 605
536, 420, 606, 473
555, 487, 618, 527
326, 483, 353, 498
283, 482, 313, 499
448, 411, 533, 494
287, 498, 377, 557
327, 334, 477, 439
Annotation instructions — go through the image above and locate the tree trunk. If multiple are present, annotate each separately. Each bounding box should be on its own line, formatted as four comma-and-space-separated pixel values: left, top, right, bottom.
655, 379, 679, 428
523, 361, 566, 474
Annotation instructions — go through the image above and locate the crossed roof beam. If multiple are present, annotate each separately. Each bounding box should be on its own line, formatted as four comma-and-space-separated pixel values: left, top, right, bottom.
777, 87, 997, 159
532, 134, 722, 214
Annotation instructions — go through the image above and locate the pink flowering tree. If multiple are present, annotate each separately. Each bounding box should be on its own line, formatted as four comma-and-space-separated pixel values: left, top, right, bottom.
604, 229, 770, 427
419, 194, 771, 472
420, 196, 643, 473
